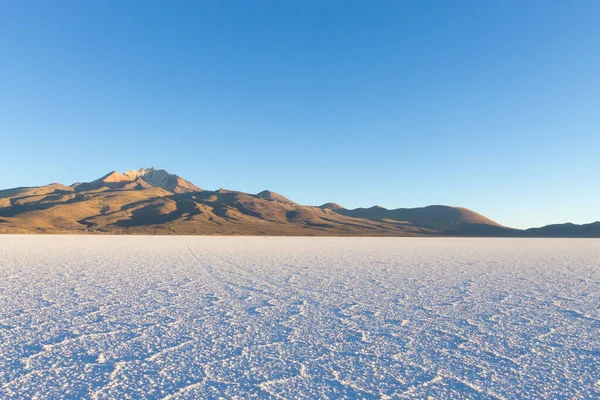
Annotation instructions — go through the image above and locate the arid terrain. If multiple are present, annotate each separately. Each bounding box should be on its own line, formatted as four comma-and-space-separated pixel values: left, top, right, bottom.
1, 168, 598, 237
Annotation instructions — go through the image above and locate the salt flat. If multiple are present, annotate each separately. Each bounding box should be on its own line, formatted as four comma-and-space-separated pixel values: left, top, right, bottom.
0, 236, 598, 399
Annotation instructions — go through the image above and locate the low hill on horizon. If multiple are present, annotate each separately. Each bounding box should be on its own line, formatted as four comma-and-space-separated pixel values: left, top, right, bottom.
0, 168, 597, 237
525, 221, 600, 238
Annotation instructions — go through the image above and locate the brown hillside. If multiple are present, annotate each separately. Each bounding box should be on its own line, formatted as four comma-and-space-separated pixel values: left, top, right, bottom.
0, 167, 525, 236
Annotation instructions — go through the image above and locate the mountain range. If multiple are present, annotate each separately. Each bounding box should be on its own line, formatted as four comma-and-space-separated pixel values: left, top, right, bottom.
1, 167, 598, 237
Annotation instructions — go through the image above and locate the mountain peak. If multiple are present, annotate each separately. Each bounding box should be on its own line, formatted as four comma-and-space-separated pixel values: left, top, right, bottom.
79, 167, 201, 194
121, 167, 160, 180
99, 171, 129, 183
319, 202, 344, 210
133, 167, 201, 193
256, 190, 296, 205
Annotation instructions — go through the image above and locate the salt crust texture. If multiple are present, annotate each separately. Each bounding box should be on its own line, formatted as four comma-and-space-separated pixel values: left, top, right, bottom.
0, 236, 598, 399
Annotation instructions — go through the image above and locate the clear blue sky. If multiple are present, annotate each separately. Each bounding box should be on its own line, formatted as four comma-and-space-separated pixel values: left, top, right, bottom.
1, 1, 599, 229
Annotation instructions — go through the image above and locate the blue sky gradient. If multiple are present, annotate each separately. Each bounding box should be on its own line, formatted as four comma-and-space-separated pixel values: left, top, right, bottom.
1, 1, 599, 228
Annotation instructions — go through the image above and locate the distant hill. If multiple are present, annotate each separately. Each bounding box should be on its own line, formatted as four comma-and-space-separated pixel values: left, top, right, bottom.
337, 205, 510, 235
0, 168, 597, 237
525, 222, 600, 237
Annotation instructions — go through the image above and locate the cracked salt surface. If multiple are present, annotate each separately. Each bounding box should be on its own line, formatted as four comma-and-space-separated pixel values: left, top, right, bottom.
0, 236, 599, 399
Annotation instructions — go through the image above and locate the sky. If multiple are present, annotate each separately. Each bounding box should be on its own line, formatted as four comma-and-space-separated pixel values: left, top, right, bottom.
1, 1, 599, 229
